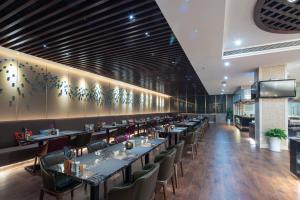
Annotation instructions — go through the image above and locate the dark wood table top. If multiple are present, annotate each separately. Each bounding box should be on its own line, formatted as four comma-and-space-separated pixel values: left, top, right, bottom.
48, 138, 166, 186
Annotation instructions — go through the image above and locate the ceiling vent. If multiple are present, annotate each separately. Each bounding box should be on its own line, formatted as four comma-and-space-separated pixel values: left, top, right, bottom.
223, 39, 300, 58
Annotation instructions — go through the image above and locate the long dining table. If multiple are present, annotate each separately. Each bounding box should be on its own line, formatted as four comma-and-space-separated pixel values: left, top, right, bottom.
47, 137, 167, 200
101, 124, 128, 142
24, 130, 88, 173
158, 127, 188, 146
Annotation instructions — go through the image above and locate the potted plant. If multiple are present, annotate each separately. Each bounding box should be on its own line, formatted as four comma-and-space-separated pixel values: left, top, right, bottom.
226, 108, 233, 125
265, 128, 287, 152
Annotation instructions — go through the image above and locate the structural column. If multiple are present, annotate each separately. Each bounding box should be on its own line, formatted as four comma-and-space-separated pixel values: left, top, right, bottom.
255, 65, 288, 150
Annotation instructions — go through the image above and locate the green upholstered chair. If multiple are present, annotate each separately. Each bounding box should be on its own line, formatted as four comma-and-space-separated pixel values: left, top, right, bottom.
108, 163, 160, 200
160, 140, 185, 187
39, 151, 83, 200
183, 132, 197, 160
154, 148, 177, 200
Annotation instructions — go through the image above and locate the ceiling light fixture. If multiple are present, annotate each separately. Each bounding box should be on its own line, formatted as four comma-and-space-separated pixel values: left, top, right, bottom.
43, 44, 48, 48
287, 0, 298, 3
234, 39, 242, 46
145, 32, 150, 37
224, 76, 228, 80
224, 61, 230, 67
128, 14, 135, 21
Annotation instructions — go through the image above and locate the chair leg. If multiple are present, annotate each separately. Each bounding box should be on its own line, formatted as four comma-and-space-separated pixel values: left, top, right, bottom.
76, 149, 79, 157
195, 144, 198, 155
191, 145, 195, 160
71, 190, 74, 200
81, 148, 83, 156
171, 176, 176, 194
180, 161, 184, 177
33, 156, 38, 171
174, 164, 178, 188
140, 157, 144, 168
84, 183, 88, 191
39, 189, 44, 200
162, 183, 167, 200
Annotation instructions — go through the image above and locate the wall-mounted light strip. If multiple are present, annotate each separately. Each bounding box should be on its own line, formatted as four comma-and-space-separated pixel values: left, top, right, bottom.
0, 46, 171, 98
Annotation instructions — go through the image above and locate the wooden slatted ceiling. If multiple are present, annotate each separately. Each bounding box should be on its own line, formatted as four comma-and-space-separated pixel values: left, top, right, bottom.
0, 0, 207, 97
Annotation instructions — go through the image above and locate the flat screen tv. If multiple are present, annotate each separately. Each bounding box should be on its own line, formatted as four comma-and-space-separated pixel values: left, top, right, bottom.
259, 79, 296, 98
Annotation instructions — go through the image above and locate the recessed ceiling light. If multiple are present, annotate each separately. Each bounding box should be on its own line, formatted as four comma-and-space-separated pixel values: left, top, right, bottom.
172, 61, 176, 64
222, 82, 227, 87
194, 29, 198, 33
287, 0, 298, 3
43, 44, 48, 48
128, 14, 135, 21
234, 39, 242, 46
221, 89, 225, 92
224, 76, 228, 80
145, 32, 150, 37
224, 61, 230, 67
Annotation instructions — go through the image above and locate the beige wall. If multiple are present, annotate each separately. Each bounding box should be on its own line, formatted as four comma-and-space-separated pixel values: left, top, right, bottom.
0, 48, 170, 122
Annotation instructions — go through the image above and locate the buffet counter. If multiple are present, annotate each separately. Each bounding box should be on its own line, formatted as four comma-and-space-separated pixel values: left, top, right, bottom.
234, 115, 255, 131
290, 138, 300, 178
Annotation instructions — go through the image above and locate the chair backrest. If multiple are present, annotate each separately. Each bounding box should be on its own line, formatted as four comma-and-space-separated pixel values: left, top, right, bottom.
126, 124, 136, 135
40, 151, 65, 191
174, 141, 185, 164
71, 132, 92, 148
185, 132, 196, 145
115, 135, 128, 143
108, 163, 160, 200
87, 141, 108, 153
117, 126, 127, 136
155, 148, 176, 181
135, 163, 160, 200
47, 137, 70, 153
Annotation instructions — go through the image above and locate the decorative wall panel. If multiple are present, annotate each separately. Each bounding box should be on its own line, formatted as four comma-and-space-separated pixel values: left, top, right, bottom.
0, 57, 17, 121
17, 59, 47, 120
0, 50, 170, 122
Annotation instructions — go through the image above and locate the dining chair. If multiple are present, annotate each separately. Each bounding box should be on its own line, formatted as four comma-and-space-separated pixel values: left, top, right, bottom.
160, 141, 185, 188
33, 137, 70, 172
69, 132, 92, 156
154, 148, 177, 200
183, 132, 197, 160
87, 141, 109, 153
39, 151, 83, 200
108, 163, 160, 200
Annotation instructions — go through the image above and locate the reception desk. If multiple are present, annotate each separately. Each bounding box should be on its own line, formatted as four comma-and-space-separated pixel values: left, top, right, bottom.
234, 115, 255, 131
